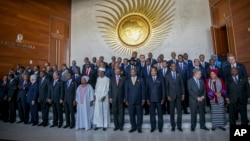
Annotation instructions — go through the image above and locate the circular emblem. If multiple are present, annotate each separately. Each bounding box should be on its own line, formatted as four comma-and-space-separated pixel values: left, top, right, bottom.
118, 14, 150, 48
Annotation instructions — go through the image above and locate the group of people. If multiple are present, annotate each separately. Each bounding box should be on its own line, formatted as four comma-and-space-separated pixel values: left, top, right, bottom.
0, 51, 249, 133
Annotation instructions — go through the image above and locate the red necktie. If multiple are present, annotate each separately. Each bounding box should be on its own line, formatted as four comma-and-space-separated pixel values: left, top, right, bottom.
85, 68, 89, 76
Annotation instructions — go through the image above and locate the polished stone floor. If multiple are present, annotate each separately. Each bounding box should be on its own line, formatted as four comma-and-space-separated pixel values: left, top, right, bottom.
0, 122, 229, 141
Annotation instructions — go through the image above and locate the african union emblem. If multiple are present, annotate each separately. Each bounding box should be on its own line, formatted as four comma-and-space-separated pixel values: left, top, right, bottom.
96, 0, 176, 56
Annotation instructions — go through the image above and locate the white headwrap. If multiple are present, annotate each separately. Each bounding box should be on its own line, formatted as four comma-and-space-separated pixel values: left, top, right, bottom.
81, 76, 89, 82
98, 67, 106, 72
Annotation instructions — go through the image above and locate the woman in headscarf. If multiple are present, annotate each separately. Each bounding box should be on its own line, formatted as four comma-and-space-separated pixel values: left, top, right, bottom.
75, 76, 95, 130
205, 69, 227, 131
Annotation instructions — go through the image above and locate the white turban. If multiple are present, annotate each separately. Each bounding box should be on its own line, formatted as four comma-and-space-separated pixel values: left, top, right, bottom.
81, 76, 89, 82
98, 67, 106, 72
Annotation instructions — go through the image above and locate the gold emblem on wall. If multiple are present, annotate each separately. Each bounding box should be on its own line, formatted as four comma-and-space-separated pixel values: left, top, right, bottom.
96, 0, 175, 56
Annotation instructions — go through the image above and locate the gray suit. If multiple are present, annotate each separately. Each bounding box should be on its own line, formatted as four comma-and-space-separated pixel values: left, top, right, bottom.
187, 77, 206, 129
166, 72, 185, 128
109, 76, 126, 129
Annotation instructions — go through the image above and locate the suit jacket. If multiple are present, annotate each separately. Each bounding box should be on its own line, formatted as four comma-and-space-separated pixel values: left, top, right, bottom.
146, 76, 165, 102
38, 77, 50, 101
69, 65, 80, 74
158, 68, 171, 80
176, 61, 189, 83
49, 80, 64, 103
166, 72, 185, 100
125, 65, 140, 79
109, 76, 126, 103
226, 76, 250, 104
150, 58, 157, 65
184, 59, 193, 69
73, 74, 81, 86
200, 61, 209, 70
167, 59, 177, 66
223, 62, 248, 81
141, 65, 152, 81
189, 66, 207, 81
17, 80, 30, 102
0, 81, 8, 102
64, 79, 77, 103
187, 77, 206, 104
60, 70, 69, 82
82, 67, 97, 89
125, 77, 145, 105
27, 81, 39, 103
7, 79, 18, 100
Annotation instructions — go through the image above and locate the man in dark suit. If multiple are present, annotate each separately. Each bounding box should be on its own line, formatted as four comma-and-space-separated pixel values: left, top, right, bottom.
48, 71, 64, 128
7, 74, 18, 123
188, 69, 209, 131
222, 54, 248, 81
73, 68, 81, 86
27, 74, 39, 126
132, 51, 140, 65
38, 71, 50, 127
64, 72, 77, 129
122, 58, 129, 76
189, 59, 207, 81
69, 60, 80, 74
125, 58, 140, 78
108, 56, 116, 69
167, 52, 177, 66
146, 67, 165, 133
17, 73, 30, 124
199, 54, 209, 70
176, 54, 190, 114
137, 54, 146, 77
109, 68, 126, 131
206, 59, 221, 78
226, 68, 250, 125
148, 52, 157, 65
141, 58, 152, 80
166, 63, 185, 131
158, 60, 171, 114
125, 68, 145, 133
0, 75, 8, 122
82, 61, 97, 89
183, 53, 193, 69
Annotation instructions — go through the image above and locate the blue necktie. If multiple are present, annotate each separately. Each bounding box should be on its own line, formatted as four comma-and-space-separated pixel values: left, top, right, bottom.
196, 79, 200, 89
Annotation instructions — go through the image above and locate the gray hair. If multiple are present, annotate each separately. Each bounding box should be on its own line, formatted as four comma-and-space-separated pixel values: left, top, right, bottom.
30, 74, 37, 81
193, 68, 201, 76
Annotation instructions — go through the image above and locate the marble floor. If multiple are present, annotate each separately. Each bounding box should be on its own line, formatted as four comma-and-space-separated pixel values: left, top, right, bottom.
0, 122, 229, 141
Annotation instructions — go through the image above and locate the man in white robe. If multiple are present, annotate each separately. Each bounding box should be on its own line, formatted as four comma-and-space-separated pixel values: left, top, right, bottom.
75, 76, 94, 130
93, 67, 110, 131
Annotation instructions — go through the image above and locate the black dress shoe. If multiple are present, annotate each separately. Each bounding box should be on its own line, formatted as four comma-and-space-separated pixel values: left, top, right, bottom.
150, 129, 155, 132
32, 123, 38, 126
201, 127, 209, 131
58, 125, 62, 128
43, 124, 48, 127
38, 123, 44, 126
50, 124, 57, 128
171, 128, 175, 132
191, 128, 195, 132
211, 127, 216, 131
138, 129, 142, 133
129, 129, 136, 133
219, 127, 226, 131
103, 128, 106, 131
120, 128, 123, 131
114, 127, 119, 131
178, 128, 183, 132
159, 129, 162, 133
16, 121, 23, 123
184, 111, 189, 114
70, 126, 75, 129
63, 125, 69, 128
94, 127, 99, 130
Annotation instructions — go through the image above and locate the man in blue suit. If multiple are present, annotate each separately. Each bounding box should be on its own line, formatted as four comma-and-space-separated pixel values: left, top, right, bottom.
183, 53, 193, 69
69, 60, 80, 74
189, 59, 207, 81
27, 74, 39, 126
125, 58, 140, 79
125, 69, 145, 133
176, 54, 190, 114
17, 73, 30, 124
146, 67, 165, 133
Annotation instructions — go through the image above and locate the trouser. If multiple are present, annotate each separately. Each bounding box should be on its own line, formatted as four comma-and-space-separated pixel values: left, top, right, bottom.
40, 100, 49, 124
0, 100, 9, 121
190, 101, 206, 129
149, 102, 163, 130
229, 102, 248, 125
52, 103, 63, 126
64, 102, 75, 127
128, 104, 143, 130
29, 103, 38, 124
112, 101, 124, 129
9, 100, 16, 122
170, 98, 182, 128
17, 100, 29, 123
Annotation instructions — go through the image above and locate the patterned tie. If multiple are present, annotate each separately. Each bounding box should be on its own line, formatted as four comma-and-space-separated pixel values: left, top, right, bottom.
233, 76, 238, 84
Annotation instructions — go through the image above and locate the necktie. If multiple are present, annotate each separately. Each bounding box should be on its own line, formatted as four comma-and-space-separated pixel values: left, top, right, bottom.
132, 77, 136, 85
172, 72, 176, 81
85, 68, 89, 76
67, 80, 70, 88
53, 80, 56, 86
196, 79, 200, 89
116, 76, 119, 85
147, 66, 150, 75
233, 76, 238, 84
40, 78, 44, 86
163, 69, 166, 76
